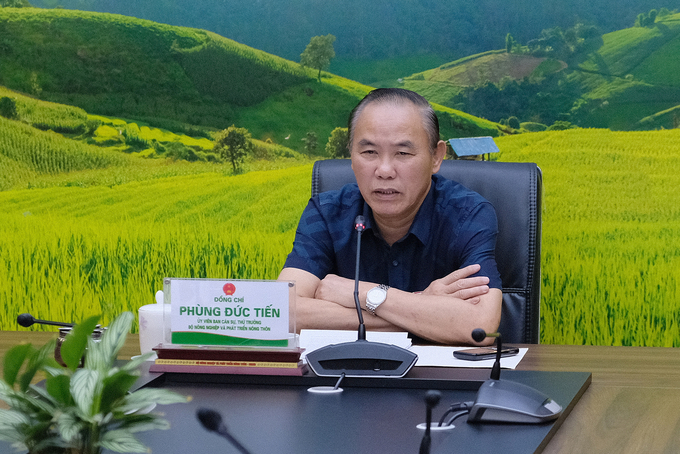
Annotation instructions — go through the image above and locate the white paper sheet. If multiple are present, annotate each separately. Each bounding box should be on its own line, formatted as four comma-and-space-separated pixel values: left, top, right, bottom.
299, 329, 527, 369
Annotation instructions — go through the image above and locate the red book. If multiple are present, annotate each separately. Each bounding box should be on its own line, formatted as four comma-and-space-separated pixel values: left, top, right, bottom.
152, 344, 304, 363
149, 361, 309, 376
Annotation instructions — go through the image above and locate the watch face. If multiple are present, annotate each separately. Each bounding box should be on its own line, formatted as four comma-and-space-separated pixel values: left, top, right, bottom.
367, 287, 387, 304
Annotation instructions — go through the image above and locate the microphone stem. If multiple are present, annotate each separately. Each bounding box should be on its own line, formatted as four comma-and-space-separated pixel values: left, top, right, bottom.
354, 226, 366, 340
219, 429, 252, 454
491, 335, 502, 380
36, 319, 74, 328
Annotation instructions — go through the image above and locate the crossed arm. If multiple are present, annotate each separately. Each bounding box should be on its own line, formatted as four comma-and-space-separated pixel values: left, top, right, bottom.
277, 264, 502, 345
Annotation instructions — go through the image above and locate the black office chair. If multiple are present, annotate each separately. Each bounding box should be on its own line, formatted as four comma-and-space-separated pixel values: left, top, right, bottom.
311, 159, 542, 344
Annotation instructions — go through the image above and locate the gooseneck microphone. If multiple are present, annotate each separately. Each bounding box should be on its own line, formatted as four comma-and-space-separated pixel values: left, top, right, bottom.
354, 215, 367, 341
419, 390, 442, 454
196, 408, 253, 454
467, 328, 563, 424
304, 215, 418, 378
472, 328, 502, 380
17, 313, 74, 328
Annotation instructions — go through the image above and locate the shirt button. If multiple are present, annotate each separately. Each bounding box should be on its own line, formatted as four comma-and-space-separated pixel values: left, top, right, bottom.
392, 260, 399, 267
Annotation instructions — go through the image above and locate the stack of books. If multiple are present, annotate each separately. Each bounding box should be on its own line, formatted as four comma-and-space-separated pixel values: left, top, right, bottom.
149, 344, 307, 376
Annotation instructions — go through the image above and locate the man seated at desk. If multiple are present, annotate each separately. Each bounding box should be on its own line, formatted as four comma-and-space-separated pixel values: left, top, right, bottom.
278, 88, 502, 345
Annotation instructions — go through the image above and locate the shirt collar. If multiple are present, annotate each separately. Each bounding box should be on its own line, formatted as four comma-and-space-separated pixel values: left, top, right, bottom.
361, 176, 436, 246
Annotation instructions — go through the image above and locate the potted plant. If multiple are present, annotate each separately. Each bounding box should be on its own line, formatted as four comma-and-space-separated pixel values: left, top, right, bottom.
0, 312, 188, 454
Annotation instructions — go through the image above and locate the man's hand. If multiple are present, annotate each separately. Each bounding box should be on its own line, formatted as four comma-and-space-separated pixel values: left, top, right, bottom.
420, 264, 490, 303
314, 274, 356, 308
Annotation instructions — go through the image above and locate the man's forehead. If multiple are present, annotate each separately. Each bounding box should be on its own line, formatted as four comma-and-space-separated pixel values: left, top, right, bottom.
358, 99, 421, 117
355, 102, 425, 130
356, 137, 416, 149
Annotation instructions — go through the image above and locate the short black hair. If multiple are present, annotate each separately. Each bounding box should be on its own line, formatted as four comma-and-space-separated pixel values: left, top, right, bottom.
347, 88, 440, 153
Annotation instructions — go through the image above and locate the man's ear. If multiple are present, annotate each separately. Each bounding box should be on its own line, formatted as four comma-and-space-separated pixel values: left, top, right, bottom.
431, 140, 447, 174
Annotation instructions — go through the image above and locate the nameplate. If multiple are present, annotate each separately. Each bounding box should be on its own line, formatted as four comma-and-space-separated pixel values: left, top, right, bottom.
165, 278, 292, 347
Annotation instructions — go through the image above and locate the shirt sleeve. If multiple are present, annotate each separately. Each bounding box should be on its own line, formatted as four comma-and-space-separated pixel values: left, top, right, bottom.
283, 197, 336, 280
456, 201, 503, 290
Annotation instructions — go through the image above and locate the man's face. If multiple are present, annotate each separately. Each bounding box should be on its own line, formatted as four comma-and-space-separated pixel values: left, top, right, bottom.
350, 101, 445, 228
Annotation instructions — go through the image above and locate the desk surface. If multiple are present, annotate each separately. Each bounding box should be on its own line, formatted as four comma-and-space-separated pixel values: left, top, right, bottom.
2, 331, 680, 453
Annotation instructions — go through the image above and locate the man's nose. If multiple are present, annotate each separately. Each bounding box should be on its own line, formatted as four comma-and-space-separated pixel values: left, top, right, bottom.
375, 156, 396, 179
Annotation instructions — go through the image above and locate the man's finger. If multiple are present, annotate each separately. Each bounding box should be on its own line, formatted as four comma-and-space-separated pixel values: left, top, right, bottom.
453, 285, 490, 300
439, 264, 482, 284
450, 276, 490, 291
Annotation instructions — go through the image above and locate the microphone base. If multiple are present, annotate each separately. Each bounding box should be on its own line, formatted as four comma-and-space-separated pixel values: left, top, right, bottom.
306, 339, 418, 378
468, 379, 563, 424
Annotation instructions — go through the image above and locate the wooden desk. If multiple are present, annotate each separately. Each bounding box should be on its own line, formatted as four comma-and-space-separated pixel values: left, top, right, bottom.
2, 331, 680, 453
516, 344, 680, 454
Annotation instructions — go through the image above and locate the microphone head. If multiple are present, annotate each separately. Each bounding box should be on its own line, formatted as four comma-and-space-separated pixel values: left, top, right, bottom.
354, 215, 365, 232
471, 328, 487, 343
196, 408, 224, 433
425, 390, 442, 408
17, 313, 36, 327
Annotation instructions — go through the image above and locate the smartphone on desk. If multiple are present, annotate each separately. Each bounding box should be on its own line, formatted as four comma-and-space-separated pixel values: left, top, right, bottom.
453, 346, 520, 361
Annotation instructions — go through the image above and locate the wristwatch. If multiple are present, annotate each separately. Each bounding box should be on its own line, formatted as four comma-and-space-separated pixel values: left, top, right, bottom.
366, 284, 390, 315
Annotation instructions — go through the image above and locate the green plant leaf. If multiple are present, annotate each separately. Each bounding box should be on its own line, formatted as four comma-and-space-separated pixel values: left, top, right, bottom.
89, 312, 133, 371
61, 315, 101, 371
26, 383, 60, 408
19, 340, 57, 393
30, 431, 72, 453
55, 409, 84, 444
0, 408, 30, 429
99, 429, 148, 453
45, 374, 73, 406
0, 378, 14, 402
120, 352, 154, 372
2, 343, 34, 387
0, 427, 28, 445
84, 335, 108, 373
99, 370, 138, 414
123, 417, 170, 433
17, 386, 59, 415
116, 388, 188, 414
70, 368, 102, 418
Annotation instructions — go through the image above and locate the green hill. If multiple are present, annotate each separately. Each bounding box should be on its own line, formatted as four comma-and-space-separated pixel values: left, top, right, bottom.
569, 13, 680, 129
402, 51, 566, 107
399, 12, 680, 130
0, 8, 501, 155
29, 0, 680, 86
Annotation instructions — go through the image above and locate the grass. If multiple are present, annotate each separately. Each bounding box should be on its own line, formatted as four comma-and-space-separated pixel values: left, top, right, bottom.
2, 128, 680, 347
0, 166, 313, 331
495, 128, 680, 346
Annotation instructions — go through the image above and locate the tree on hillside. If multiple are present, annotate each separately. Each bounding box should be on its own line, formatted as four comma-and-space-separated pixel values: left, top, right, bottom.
658, 8, 671, 19
0, 97, 18, 119
635, 9, 658, 27
300, 34, 336, 81
325, 127, 349, 158
507, 116, 521, 130
505, 33, 516, 54
213, 125, 253, 173
1, 0, 32, 7
301, 131, 318, 155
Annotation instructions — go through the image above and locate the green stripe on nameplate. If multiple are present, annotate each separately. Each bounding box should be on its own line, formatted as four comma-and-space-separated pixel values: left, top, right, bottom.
172, 332, 289, 347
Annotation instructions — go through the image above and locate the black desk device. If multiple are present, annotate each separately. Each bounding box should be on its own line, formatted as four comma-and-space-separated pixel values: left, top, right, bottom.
467, 329, 562, 424
305, 216, 418, 378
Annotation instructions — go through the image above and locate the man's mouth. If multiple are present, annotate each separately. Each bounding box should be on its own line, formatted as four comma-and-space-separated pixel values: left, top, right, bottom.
375, 189, 399, 195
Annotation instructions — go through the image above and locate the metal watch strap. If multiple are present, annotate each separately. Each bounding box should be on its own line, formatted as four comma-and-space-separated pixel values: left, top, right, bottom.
366, 284, 390, 315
